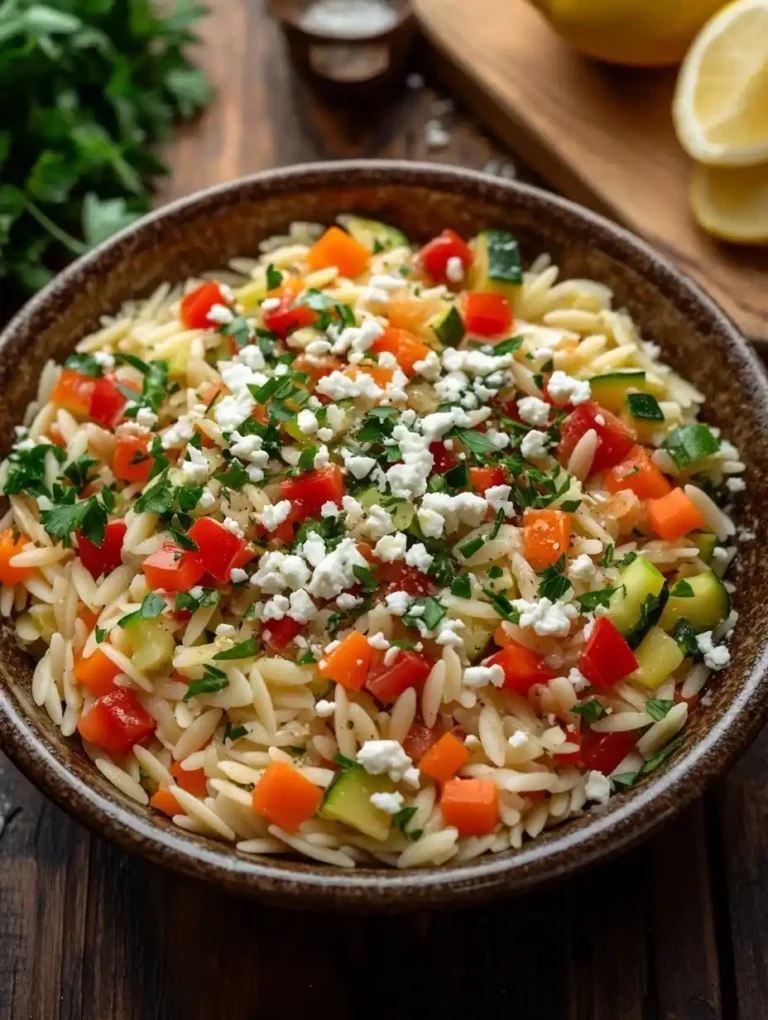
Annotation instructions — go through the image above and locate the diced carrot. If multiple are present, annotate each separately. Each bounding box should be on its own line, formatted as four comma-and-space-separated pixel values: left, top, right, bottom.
647, 487, 705, 541
151, 788, 181, 817
605, 446, 672, 500
370, 326, 432, 377
48, 423, 67, 448
523, 509, 571, 570
252, 760, 323, 831
170, 761, 208, 798
440, 777, 500, 835
419, 732, 469, 783
0, 529, 32, 585
318, 631, 372, 692
73, 648, 122, 698
306, 226, 371, 279
292, 354, 342, 388
80, 607, 100, 632
347, 364, 394, 388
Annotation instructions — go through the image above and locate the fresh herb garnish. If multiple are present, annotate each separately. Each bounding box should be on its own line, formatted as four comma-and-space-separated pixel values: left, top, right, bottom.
451, 575, 471, 598
575, 586, 619, 613
213, 637, 259, 661
492, 336, 524, 356
224, 722, 248, 742
265, 264, 283, 290
352, 564, 380, 593
646, 699, 674, 721
403, 596, 447, 632
64, 352, 103, 377
640, 737, 683, 774
670, 579, 694, 599
41, 494, 107, 547
183, 671, 230, 702
570, 699, 607, 724
481, 587, 519, 623
393, 806, 422, 841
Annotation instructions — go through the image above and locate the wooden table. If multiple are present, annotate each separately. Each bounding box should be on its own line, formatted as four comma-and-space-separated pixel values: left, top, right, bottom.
2, 4, 767, 1017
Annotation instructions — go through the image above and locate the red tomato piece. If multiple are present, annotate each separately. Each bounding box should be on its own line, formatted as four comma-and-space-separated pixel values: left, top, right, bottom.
279, 465, 345, 521
113, 433, 152, 484
463, 292, 512, 337
378, 562, 432, 597
469, 465, 506, 495
188, 517, 246, 584
558, 401, 636, 475
579, 617, 639, 688
180, 281, 229, 330
77, 688, 156, 758
262, 296, 317, 338
263, 616, 304, 649
403, 720, 443, 762
89, 376, 129, 429
365, 650, 433, 705
143, 542, 206, 592
430, 441, 460, 475
486, 641, 554, 694
76, 520, 127, 579
50, 369, 96, 417
581, 729, 637, 775
419, 228, 473, 285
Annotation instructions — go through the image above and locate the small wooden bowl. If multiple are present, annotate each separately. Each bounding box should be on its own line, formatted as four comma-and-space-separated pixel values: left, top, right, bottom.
268, 0, 415, 93
1, 161, 767, 910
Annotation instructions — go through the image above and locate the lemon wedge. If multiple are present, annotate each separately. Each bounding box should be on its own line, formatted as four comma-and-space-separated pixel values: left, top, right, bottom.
674, 0, 768, 166
690, 163, 768, 243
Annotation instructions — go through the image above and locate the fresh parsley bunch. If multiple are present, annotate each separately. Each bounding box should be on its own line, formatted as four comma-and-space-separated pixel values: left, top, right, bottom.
0, 0, 212, 314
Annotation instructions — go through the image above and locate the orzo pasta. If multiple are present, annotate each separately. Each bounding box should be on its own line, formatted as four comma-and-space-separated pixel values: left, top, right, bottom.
0, 216, 743, 868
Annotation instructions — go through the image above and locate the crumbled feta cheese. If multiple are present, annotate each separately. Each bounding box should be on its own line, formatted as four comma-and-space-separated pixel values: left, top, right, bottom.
135, 406, 158, 428
386, 425, 434, 500
368, 632, 390, 650
374, 532, 407, 562
567, 667, 591, 693
384, 590, 412, 616
307, 537, 369, 599
485, 484, 514, 517
300, 532, 327, 568
419, 492, 488, 535
416, 507, 445, 540
321, 501, 340, 519
208, 303, 234, 325
214, 391, 255, 431
335, 593, 362, 611
356, 740, 415, 782
434, 617, 465, 647
313, 445, 330, 470
216, 623, 236, 637
288, 588, 317, 624
517, 396, 550, 426
726, 477, 746, 493
520, 429, 549, 461
419, 407, 471, 444
251, 551, 311, 593
93, 350, 116, 370
181, 444, 210, 484
315, 699, 335, 718
343, 452, 377, 480
316, 371, 381, 402
487, 429, 510, 451
585, 770, 611, 804
162, 414, 195, 450
262, 594, 290, 621
222, 516, 244, 539
413, 351, 441, 382
230, 568, 248, 583
508, 730, 529, 748
369, 791, 405, 814
405, 542, 433, 572
547, 370, 591, 406
258, 500, 292, 532
696, 630, 731, 670
362, 504, 394, 541
462, 664, 505, 689
446, 256, 464, 283
512, 597, 578, 637
261, 296, 282, 311
296, 409, 319, 435
568, 554, 596, 581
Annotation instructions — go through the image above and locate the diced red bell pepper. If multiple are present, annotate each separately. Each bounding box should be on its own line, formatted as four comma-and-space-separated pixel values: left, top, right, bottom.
581, 729, 638, 775
143, 542, 206, 592
463, 292, 512, 337
76, 520, 127, 579
469, 465, 506, 495
558, 401, 636, 476
378, 562, 432, 598
429, 441, 460, 475
180, 281, 229, 330
365, 650, 433, 705
263, 616, 304, 649
113, 433, 152, 484
605, 445, 672, 500
419, 228, 473, 285
579, 617, 639, 688
50, 369, 96, 418
188, 517, 247, 584
89, 376, 129, 429
486, 641, 554, 694
77, 688, 156, 758
553, 726, 582, 765
262, 295, 317, 338
403, 720, 443, 762
279, 465, 345, 521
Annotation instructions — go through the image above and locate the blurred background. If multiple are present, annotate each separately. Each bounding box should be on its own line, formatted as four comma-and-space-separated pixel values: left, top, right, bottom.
2, 2, 768, 1018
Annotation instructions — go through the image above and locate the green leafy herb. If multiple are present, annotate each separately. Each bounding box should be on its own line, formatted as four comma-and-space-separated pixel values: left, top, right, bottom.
538, 573, 572, 602
183, 673, 229, 701
213, 637, 259, 661
487, 565, 503, 580
492, 336, 524, 356
645, 699, 674, 721
265, 264, 283, 290
2, 440, 65, 497
297, 651, 317, 666
64, 352, 102, 377
662, 425, 720, 468
63, 455, 99, 491
448, 426, 496, 459
352, 564, 380, 593
481, 587, 519, 623
224, 722, 248, 742
459, 536, 484, 559
167, 524, 198, 551
332, 753, 360, 772
599, 544, 614, 567
95, 626, 107, 643
445, 459, 469, 491
214, 458, 249, 490
670, 579, 694, 599
560, 499, 582, 513
175, 588, 220, 613
575, 586, 619, 613
135, 476, 173, 514
611, 772, 638, 790
570, 699, 607, 724
673, 618, 700, 658
403, 596, 447, 632
451, 575, 471, 598
41, 495, 106, 547
640, 737, 683, 775
0, 1, 212, 309
626, 392, 664, 421
393, 806, 422, 841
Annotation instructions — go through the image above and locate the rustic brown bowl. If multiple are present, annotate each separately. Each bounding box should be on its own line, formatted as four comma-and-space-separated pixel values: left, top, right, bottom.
1, 161, 766, 910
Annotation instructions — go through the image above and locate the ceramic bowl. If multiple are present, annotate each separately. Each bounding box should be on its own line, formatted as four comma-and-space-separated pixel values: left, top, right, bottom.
1, 161, 767, 909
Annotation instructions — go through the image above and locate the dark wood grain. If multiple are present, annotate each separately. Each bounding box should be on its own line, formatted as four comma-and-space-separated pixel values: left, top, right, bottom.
0, 1, 763, 1017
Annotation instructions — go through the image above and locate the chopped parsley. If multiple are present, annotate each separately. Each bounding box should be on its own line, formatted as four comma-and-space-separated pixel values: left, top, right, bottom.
570, 699, 607, 724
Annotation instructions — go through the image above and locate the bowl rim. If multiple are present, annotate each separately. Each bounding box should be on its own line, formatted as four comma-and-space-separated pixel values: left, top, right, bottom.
2, 158, 767, 909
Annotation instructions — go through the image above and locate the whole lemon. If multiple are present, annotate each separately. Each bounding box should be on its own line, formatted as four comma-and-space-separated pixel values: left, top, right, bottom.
528, 0, 727, 66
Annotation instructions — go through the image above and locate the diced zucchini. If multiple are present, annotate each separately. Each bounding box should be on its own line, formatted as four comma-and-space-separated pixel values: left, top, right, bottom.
692, 532, 718, 564
659, 570, 730, 634
631, 626, 684, 690
123, 618, 176, 672
319, 767, 395, 841
283, 416, 314, 446
589, 371, 648, 413
605, 556, 666, 638
456, 616, 496, 663
356, 489, 414, 531
431, 305, 465, 347
336, 215, 408, 253
468, 230, 523, 299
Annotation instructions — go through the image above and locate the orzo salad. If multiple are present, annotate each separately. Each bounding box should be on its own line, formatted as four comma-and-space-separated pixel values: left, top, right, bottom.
0, 217, 744, 869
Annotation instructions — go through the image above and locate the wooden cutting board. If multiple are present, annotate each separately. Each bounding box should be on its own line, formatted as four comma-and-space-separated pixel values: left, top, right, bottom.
415, 0, 768, 346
